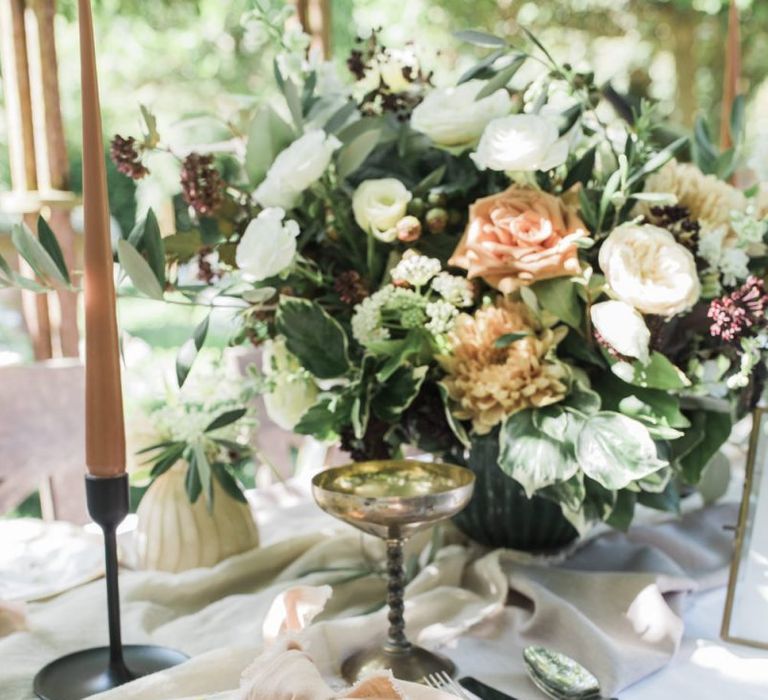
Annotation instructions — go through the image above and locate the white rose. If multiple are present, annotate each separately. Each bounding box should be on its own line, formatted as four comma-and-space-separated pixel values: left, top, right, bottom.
262, 337, 318, 431
471, 113, 569, 172
590, 300, 650, 364
236, 208, 300, 281
599, 223, 701, 317
254, 129, 340, 209
410, 80, 510, 150
352, 178, 412, 242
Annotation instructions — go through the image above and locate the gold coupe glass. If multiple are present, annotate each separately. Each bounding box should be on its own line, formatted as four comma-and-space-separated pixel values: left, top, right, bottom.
312, 459, 475, 683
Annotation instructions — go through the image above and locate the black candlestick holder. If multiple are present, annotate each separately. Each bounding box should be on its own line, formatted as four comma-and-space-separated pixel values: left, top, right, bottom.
33, 474, 188, 700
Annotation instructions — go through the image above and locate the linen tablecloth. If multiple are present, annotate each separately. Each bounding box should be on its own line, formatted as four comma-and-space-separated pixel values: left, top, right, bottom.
1, 485, 766, 700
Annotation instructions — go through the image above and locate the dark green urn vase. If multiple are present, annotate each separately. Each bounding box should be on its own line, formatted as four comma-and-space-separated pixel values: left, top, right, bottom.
452, 433, 579, 551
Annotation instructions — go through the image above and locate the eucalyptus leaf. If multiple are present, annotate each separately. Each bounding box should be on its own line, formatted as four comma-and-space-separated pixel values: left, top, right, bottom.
205, 407, 247, 432
475, 54, 526, 100
324, 100, 358, 134
245, 105, 294, 185
185, 449, 202, 503
413, 165, 447, 194
283, 76, 303, 130
337, 129, 381, 179
176, 314, 210, 387
730, 94, 746, 146
494, 332, 530, 348
627, 136, 688, 187
37, 217, 70, 284
117, 239, 164, 300
562, 146, 596, 192
454, 29, 507, 48
11, 223, 68, 287
457, 47, 508, 83
194, 442, 214, 509
212, 463, 247, 503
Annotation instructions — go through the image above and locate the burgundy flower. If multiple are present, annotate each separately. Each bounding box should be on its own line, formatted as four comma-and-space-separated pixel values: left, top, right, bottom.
708, 276, 768, 342
334, 270, 368, 305
180, 153, 224, 216
110, 135, 149, 180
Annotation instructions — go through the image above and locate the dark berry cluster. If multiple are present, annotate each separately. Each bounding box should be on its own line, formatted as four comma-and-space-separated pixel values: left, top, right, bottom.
647, 204, 700, 252
708, 276, 768, 343
180, 153, 225, 216
334, 270, 368, 305
110, 135, 149, 180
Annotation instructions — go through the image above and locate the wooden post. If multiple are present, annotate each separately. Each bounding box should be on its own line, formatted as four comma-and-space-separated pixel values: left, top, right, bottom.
720, 0, 741, 150
295, 0, 331, 59
0, 0, 53, 361
25, 0, 80, 358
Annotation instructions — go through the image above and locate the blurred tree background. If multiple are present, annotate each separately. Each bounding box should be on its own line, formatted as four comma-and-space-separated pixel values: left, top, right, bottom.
1, 0, 767, 200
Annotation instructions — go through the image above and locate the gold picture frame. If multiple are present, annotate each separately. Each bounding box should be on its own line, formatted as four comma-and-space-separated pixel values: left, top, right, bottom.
721, 407, 768, 650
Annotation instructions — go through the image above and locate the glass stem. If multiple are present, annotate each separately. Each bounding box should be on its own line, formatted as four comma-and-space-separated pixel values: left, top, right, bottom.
384, 537, 410, 653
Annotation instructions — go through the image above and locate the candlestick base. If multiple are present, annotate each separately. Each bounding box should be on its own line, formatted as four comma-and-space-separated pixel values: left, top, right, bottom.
32, 474, 188, 699
33, 644, 189, 700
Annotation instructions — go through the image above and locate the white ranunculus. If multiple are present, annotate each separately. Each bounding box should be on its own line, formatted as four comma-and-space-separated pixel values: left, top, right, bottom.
471, 113, 569, 172
590, 300, 651, 364
352, 178, 412, 242
599, 223, 701, 317
262, 337, 318, 431
236, 208, 300, 281
410, 79, 511, 150
254, 129, 340, 210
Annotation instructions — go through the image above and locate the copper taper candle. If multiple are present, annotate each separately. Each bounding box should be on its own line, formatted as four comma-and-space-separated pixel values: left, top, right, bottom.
79, 0, 126, 476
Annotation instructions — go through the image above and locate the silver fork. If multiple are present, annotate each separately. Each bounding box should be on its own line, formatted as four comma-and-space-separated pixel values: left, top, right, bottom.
422, 671, 472, 698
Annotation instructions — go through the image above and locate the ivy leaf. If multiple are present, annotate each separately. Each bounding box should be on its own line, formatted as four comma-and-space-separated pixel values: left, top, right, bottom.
372, 366, 428, 422
606, 490, 636, 531
295, 401, 338, 440
176, 314, 210, 387
337, 128, 380, 179
610, 351, 690, 391
680, 410, 732, 484
276, 297, 350, 379
498, 409, 582, 497
532, 277, 583, 329
437, 383, 470, 448
576, 412, 668, 490
37, 217, 70, 284
117, 239, 164, 300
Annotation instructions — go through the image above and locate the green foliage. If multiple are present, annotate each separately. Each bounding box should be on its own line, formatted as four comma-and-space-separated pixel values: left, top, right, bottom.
275, 297, 351, 379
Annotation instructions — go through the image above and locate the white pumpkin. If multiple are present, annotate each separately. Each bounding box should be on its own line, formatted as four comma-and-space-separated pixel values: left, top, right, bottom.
135, 463, 259, 572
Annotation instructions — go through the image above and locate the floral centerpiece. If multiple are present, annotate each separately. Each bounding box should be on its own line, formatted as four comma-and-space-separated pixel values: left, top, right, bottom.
9, 15, 768, 549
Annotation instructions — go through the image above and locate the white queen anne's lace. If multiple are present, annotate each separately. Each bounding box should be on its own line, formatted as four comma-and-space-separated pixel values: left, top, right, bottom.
431, 272, 474, 307
425, 300, 459, 335
390, 253, 441, 287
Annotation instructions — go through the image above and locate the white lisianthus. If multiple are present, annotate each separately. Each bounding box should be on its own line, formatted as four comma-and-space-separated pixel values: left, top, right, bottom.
262, 337, 318, 431
410, 80, 511, 150
471, 113, 569, 172
254, 130, 340, 210
352, 179, 412, 242
390, 252, 441, 287
590, 301, 651, 364
599, 223, 701, 317
236, 208, 300, 281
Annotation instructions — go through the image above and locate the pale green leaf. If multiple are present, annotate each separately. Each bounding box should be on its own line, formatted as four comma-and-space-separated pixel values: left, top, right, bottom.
117, 239, 164, 300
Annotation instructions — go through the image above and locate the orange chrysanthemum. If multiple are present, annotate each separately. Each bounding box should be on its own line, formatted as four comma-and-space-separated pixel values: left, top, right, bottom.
439, 300, 568, 434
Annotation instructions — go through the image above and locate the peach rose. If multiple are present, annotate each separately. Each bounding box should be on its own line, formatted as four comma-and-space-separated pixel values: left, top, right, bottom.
449, 186, 587, 293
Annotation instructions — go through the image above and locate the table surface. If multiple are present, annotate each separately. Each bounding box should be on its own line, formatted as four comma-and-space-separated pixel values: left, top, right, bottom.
2, 484, 768, 700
